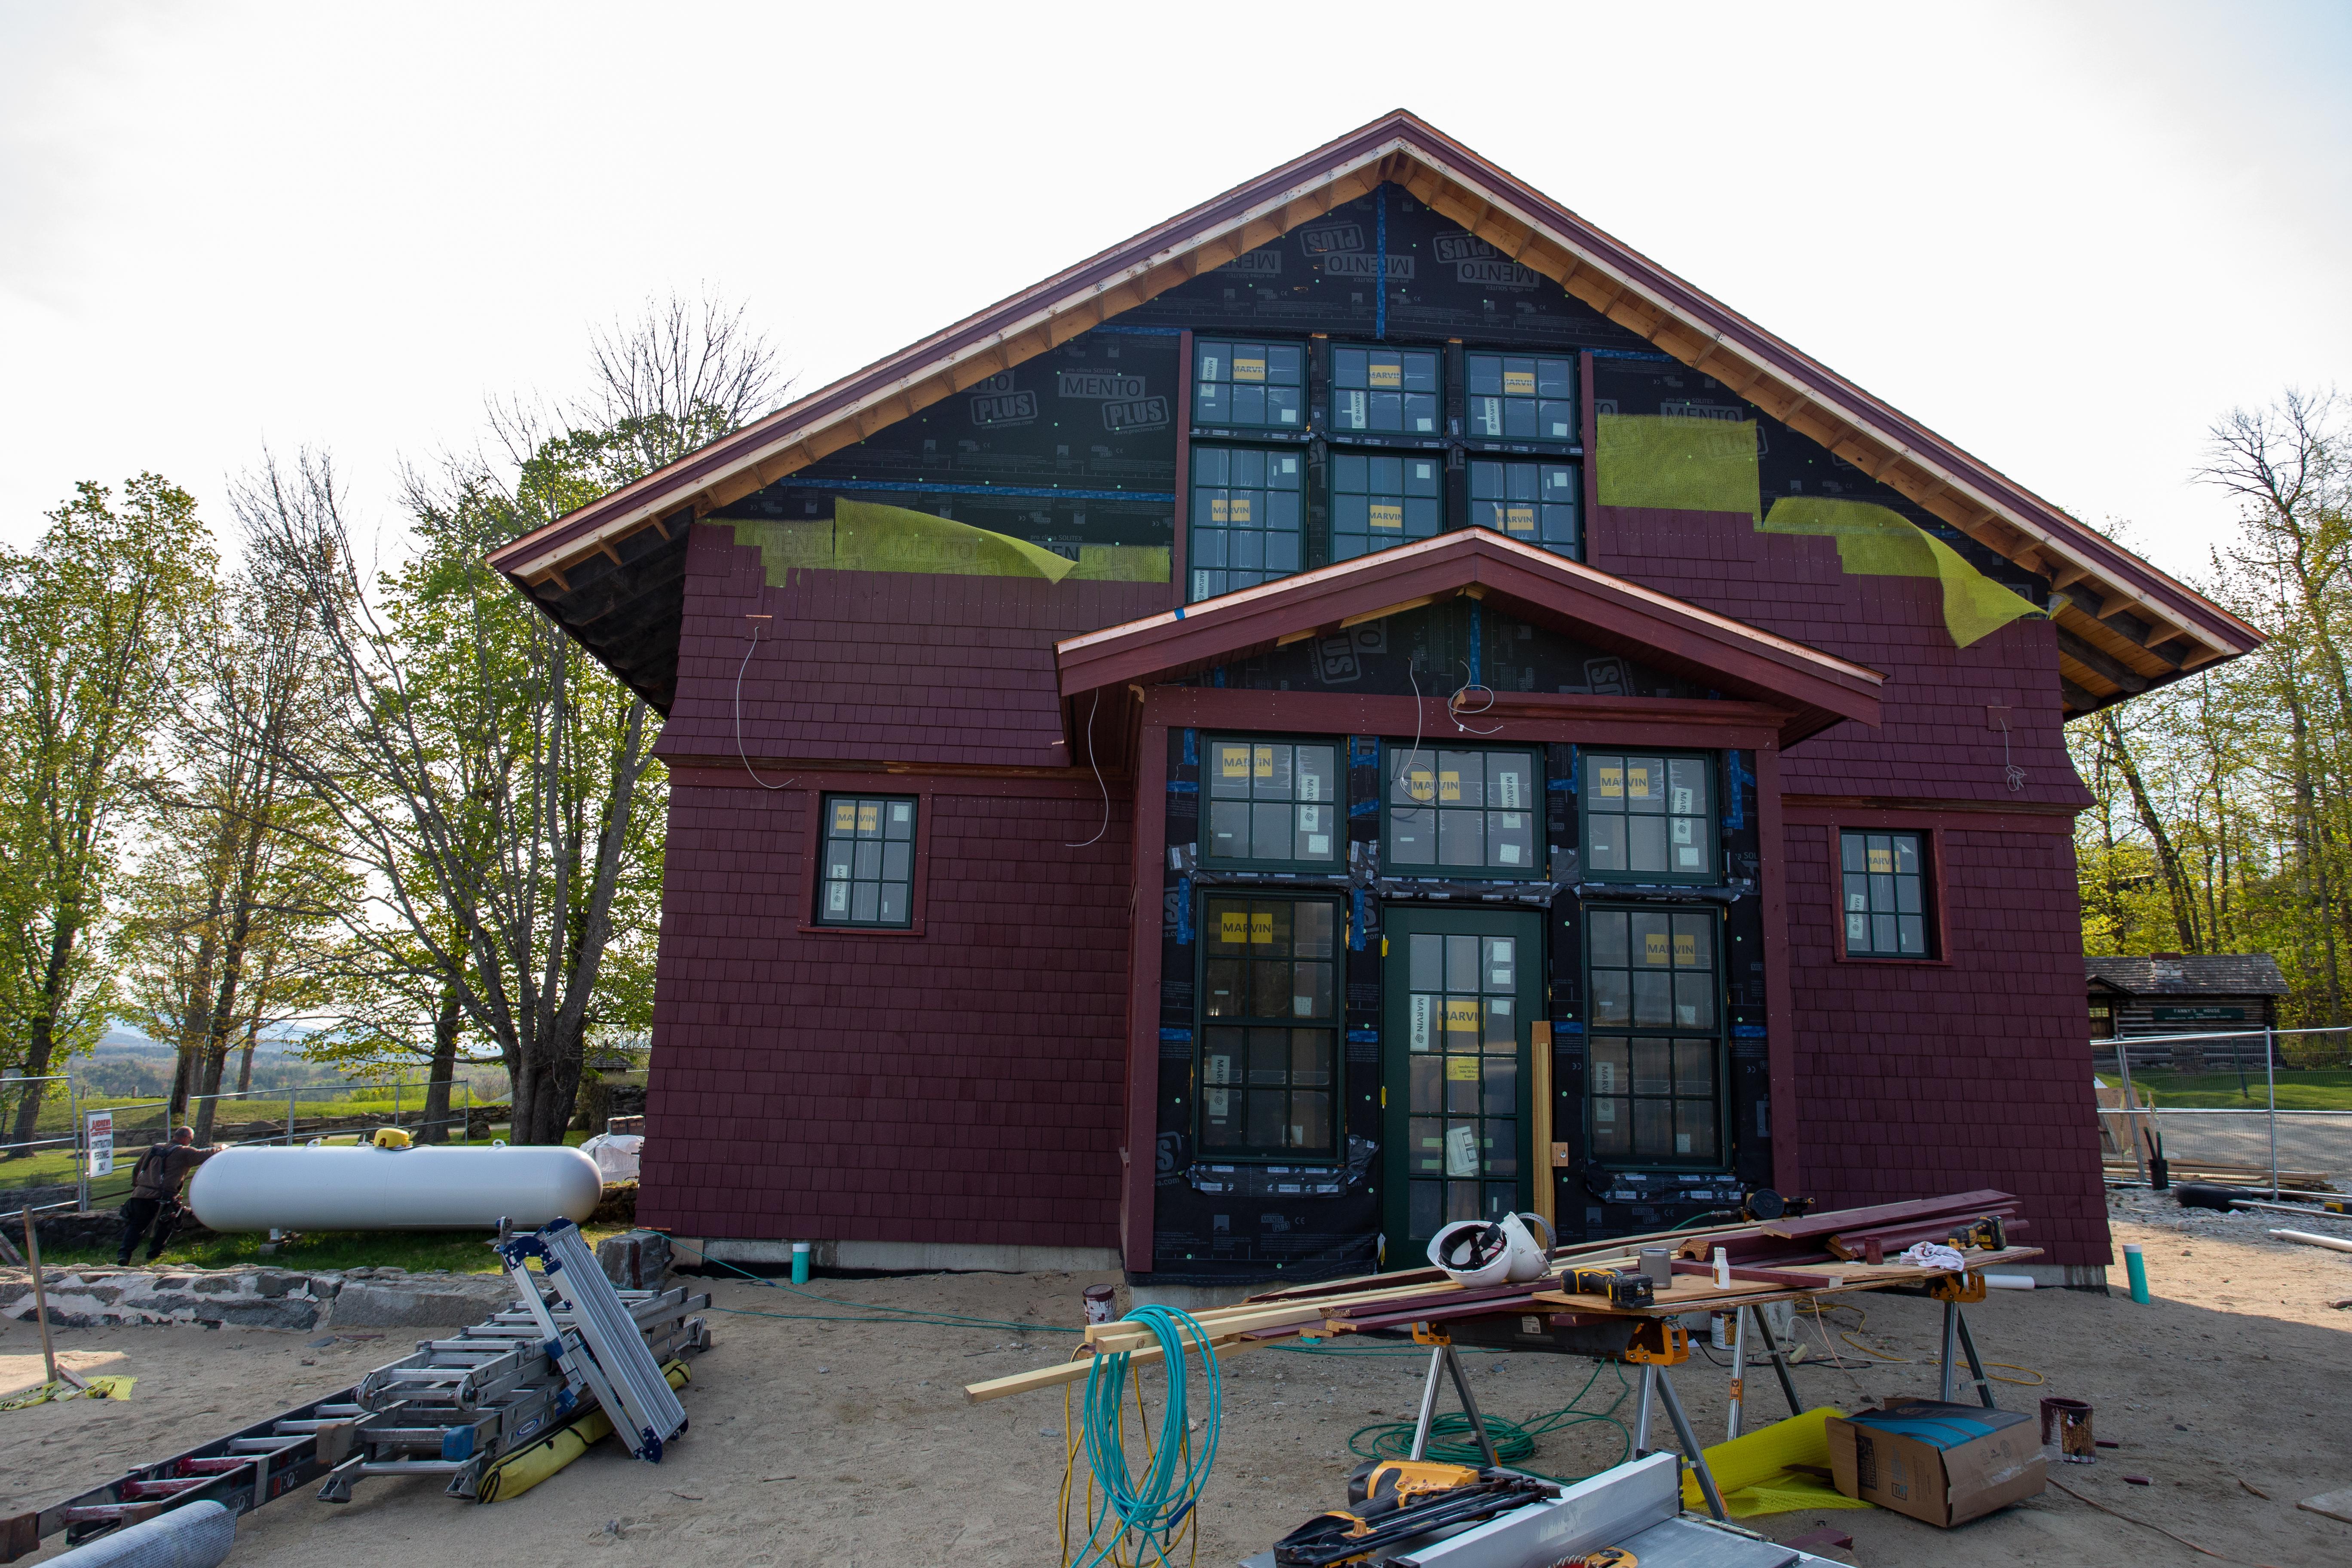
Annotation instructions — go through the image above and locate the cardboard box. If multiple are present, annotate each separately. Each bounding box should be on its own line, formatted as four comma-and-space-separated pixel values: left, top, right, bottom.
1826, 1399, 2046, 1527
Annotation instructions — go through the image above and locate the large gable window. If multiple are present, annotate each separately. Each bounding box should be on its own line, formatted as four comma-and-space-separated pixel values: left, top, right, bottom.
1331, 344, 1440, 436
1194, 339, 1305, 432
1466, 352, 1577, 443
1332, 453, 1441, 563
1468, 459, 1580, 560
1188, 447, 1303, 601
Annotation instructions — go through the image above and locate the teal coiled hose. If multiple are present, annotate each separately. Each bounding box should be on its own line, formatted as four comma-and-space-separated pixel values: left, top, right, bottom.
1070, 1305, 1222, 1568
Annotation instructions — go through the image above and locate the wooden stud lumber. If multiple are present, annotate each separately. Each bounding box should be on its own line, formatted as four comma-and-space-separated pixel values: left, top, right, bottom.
962, 1325, 1278, 1404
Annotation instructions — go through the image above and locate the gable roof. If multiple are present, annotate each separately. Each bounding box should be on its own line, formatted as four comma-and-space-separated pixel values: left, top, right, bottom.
2085, 954, 2289, 998
1057, 528, 1883, 750
488, 110, 2261, 716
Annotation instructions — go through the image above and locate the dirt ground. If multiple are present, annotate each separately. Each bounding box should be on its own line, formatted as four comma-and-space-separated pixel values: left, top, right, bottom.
6, 1192, 2351, 1568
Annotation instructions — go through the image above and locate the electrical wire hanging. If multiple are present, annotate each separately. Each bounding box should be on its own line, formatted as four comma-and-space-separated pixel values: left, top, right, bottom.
1062, 1305, 1221, 1568
734, 615, 795, 791
1392, 655, 1430, 800
1065, 688, 1110, 848
1447, 660, 1504, 735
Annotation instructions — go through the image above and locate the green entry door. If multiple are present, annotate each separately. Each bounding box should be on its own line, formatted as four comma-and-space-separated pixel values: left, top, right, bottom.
1381, 906, 1545, 1262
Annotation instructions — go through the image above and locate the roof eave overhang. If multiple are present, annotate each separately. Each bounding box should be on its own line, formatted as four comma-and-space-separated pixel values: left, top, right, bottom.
1054, 530, 1883, 750
488, 110, 2263, 716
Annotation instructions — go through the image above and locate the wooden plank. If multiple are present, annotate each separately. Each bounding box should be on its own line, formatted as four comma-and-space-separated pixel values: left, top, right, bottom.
962, 1328, 1277, 1404
1757, 1190, 2014, 1243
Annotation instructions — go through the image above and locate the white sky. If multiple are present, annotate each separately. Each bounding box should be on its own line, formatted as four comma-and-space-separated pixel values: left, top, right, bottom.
5, 1, 2348, 588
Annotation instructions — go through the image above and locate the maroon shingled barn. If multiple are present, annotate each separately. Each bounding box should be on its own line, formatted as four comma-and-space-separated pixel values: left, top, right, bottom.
491, 113, 2259, 1291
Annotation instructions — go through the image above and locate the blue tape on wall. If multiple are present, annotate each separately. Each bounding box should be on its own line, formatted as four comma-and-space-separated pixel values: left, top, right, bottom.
1350, 888, 1369, 951
1160, 1028, 1194, 1042
1176, 877, 1194, 946
1182, 729, 1197, 768
1346, 1029, 1378, 1043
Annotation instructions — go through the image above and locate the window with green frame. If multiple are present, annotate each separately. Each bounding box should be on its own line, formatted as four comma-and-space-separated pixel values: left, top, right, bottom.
1332, 452, 1441, 562
1199, 894, 1340, 1157
1204, 738, 1341, 869
1586, 906, 1724, 1167
1188, 446, 1304, 602
816, 794, 917, 926
1388, 747, 1542, 876
1466, 352, 1577, 443
1582, 753, 1714, 882
1402, 927, 1522, 1230
1331, 343, 1440, 435
1468, 459, 1580, 559
1193, 339, 1306, 431
1841, 830, 1932, 956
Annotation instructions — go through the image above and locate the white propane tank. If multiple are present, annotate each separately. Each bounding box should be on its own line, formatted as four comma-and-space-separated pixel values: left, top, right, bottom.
187, 1145, 603, 1232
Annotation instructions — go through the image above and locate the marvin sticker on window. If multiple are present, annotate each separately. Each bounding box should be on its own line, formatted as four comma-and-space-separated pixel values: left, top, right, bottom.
1206, 1055, 1231, 1085
1626, 766, 1652, 798
1410, 994, 1433, 1051
1403, 766, 1436, 802
858, 803, 880, 832
1672, 819, 1694, 845
1594, 1062, 1618, 1093
1370, 502, 1403, 530
1446, 1057, 1480, 1081
1254, 746, 1275, 778
1220, 745, 1250, 779
1445, 1126, 1480, 1177
1220, 911, 1249, 945
1868, 846, 1894, 873
1495, 773, 1523, 809
1504, 505, 1535, 533
1596, 766, 1623, 798
1672, 787, 1695, 814
827, 883, 848, 913
1207, 1089, 1228, 1118
1504, 369, 1536, 396
1644, 931, 1671, 965
1439, 770, 1463, 802
1445, 998, 1480, 1034
1234, 355, 1265, 383
1674, 932, 1698, 966
1595, 1098, 1617, 1120
1250, 912, 1274, 944
833, 802, 858, 832
1370, 361, 1402, 389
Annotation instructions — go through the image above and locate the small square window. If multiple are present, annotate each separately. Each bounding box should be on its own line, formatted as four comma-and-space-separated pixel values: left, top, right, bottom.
816, 795, 917, 927
1841, 830, 1932, 957
1203, 738, 1342, 869
1583, 753, 1713, 882
1388, 747, 1543, 878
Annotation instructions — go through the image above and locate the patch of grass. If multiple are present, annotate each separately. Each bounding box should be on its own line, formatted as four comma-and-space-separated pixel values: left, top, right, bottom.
38, 1219, 638, 1276
2098, 1068, 2352, 1109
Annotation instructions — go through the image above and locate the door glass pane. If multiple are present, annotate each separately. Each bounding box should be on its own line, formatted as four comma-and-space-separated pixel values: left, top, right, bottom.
1409, 933, 1443, 991
1445, 935, 1479, 992
1410, 1180, 1442, 1235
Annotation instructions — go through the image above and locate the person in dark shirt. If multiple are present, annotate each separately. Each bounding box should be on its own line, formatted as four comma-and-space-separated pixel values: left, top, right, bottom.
116, 1126, 219, 1266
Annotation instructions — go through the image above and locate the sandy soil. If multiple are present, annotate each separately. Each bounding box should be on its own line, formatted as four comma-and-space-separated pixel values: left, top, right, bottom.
6, 1194, 2351, 1568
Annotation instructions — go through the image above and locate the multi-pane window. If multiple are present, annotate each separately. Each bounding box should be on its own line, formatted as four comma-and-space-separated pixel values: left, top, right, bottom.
1189, 446, 1304, 602
1468, 460, 1580, 558
1193, 340, 1306, 431
1584, 753, 1713, 881
1404, 930, 1522, 1232
1389, 749, 1541, 876
1586, 907, 1722, 1165
817, 795, 917, 927
1841, 830, 1930, 956
1204, 738, 1341, 868
1200, 896, 1339, 1156
1332, 453, 1442, 562
1466, 353, 1577, 442
1331, 344, 1439, 436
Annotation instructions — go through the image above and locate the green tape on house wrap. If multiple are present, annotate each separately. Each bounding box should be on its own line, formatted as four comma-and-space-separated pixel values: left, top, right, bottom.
1757, 497, 2042, 648
1595, 413, 1764, 519
1592, 414, 2038, 649
722, 502, 1167, 584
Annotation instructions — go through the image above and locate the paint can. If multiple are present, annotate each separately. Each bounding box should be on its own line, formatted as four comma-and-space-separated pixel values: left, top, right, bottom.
2040, 1396, 2096, 1463
1083, 1284, 1118, 1326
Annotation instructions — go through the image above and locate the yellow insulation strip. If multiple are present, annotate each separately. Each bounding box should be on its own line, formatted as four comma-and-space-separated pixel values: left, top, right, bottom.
1758, 497, 2042, 647
1678, 1405, 1874, 1518
720, 501, 1171, 584
1595, 413, 1762, 520
475, 1359, 692, 1503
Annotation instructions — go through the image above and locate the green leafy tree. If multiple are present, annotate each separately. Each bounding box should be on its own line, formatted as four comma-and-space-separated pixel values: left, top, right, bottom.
0, 476, 213, 1149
